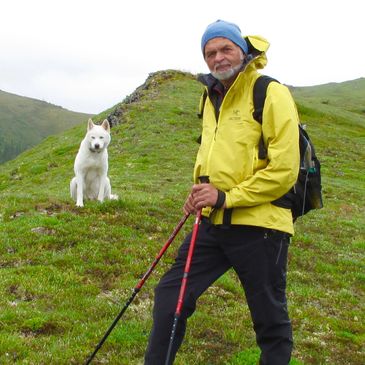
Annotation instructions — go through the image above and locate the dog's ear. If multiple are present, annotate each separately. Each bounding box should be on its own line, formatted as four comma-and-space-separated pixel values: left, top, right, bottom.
101, 119, 110, 133
88, 119, 94, 131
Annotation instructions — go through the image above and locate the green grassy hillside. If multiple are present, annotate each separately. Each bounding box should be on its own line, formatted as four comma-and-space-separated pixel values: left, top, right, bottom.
0, 70, 364, 364
290, 78, 365, 131
0, 90, 92, 163
291, 78, 365, 115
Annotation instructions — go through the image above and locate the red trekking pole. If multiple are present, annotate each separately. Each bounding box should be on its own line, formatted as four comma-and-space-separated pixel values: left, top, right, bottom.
84, 213, 190, 365
165, 176, 209, 365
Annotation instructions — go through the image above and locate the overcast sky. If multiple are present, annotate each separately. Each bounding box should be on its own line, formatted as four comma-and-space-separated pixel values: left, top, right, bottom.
1, 0, 363, 114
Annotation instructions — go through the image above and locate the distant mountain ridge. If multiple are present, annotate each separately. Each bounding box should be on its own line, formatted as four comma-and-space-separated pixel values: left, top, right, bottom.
1, 76, 363, 164
0, 89, 93, 163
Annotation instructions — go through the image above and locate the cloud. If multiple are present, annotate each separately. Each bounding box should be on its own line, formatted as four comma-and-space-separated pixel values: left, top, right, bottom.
1, 0, 363, 113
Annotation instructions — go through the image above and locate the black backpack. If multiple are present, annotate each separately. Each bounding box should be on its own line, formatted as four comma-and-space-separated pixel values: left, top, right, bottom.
198, 75, 324, 221
254, 75, 323, 220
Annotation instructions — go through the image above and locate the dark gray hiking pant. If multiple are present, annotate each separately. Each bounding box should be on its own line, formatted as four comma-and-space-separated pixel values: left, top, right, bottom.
144, 219, 293, 365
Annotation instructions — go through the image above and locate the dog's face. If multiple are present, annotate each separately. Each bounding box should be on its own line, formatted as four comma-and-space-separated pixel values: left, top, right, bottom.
86, 119, 111, 153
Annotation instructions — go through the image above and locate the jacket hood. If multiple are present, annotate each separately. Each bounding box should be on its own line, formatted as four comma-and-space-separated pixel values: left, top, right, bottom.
244, 35, 270, 69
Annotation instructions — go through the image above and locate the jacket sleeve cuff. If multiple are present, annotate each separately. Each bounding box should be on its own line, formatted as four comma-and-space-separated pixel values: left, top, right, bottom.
224, 192, 233, 209
214, 190, 226, 209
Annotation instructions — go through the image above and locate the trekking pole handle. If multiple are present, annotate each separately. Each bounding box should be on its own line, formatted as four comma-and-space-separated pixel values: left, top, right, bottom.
198, 175, 210, 184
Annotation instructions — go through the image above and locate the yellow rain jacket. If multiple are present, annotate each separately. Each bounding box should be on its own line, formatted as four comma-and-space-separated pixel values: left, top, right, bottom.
194, 36, 300, 235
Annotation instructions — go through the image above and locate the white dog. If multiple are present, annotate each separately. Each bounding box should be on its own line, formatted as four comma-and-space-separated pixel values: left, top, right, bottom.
70, 119, 117, 207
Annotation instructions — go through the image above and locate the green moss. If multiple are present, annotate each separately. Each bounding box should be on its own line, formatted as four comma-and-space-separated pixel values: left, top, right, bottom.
0, 71, 363, 364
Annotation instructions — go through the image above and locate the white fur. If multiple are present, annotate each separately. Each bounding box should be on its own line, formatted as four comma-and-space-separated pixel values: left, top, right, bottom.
70, 119, 118, 207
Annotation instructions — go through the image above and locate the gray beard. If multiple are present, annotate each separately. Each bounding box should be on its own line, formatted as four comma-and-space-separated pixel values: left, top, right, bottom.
211, 62, 243, 81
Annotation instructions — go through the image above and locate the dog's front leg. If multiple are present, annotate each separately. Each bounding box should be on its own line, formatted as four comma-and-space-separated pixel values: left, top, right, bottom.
97, 175, 106, 202
75, 174, 84, 207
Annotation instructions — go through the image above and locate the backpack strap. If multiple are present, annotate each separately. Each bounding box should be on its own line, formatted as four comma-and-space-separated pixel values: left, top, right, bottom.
196, 89, 208, 144
252, 76, 279, 159
197, 89, 208, 119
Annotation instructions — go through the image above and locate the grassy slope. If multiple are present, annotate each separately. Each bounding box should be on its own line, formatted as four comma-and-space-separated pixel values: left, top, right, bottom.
291, 77, 365, 115
0, 90, 93, 163
0, 71, 364, 365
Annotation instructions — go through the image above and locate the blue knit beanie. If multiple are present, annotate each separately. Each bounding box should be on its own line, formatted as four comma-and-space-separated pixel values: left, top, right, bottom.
201, 20, 248, 55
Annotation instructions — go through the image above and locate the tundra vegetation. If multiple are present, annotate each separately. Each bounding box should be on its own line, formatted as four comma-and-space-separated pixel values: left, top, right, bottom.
0, 71, 364, 364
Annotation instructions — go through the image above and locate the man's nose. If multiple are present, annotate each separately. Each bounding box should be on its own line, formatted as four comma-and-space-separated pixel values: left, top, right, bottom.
214, 51, 225, 62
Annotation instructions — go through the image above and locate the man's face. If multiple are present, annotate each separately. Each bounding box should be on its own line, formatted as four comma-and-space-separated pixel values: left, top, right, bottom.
204, 37, 245, 81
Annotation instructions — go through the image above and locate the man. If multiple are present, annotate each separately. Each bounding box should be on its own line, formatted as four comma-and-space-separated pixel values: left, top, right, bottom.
145, 20, 300, 365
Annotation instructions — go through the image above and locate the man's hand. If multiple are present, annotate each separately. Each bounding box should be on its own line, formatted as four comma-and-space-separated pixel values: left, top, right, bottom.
183, 183, 224, 215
